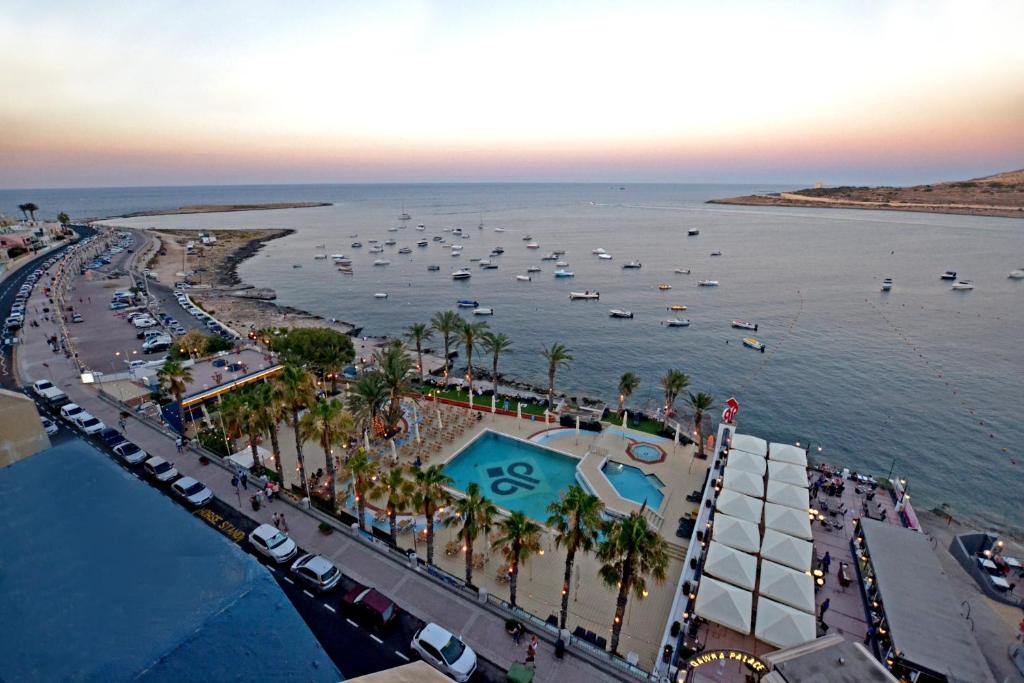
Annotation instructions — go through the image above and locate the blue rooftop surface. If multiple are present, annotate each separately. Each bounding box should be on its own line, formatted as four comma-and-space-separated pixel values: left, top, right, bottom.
0, 440, 341, 683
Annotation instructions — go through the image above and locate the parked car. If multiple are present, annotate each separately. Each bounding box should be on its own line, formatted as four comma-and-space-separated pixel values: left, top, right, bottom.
41, 416, 58, 435
109, 302, 130, 310
71, 313, 83, 323
342, 582, 398, 629
98, 427, 127, 448
60, 402, 85, 420
410, 623, 477, 682
113, 441, 148, 464
291, 554, 342, 592
171, 476, 214, 507
74, 414, 106, 436
247, 524, 298, 563
143, 456, 179, 483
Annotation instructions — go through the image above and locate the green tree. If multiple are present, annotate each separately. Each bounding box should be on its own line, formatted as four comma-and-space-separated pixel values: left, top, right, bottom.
617, 372, 640, 415
21, 202, 39, 221
686, 391, 715, 458
220, 386, 265, 470
541, 342, 573, 411
412, 465, 452, 565
300, 398, 353, 510
57, 211, 70, 227
547, 485, 605, 630
276, 364, 316, 495
375, 341, 414, 433
254, 381, 287, 483
369, 466, 414, 546
453, 482, 497, 586
458, 320, 489, 401
598, 510, 669, 654
157, 359, 193, 432
348, 371, 390, 436
481, 331, 512, 404
404, 322, 433, 383
342, 448, 380, 532
277, 327, 355, 393
659, 369, 690, 424
493, 511, 542, 607
430, 310, 461, 381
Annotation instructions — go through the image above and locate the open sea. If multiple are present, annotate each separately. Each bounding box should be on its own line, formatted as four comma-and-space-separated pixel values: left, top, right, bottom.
5, 183, 1022, 532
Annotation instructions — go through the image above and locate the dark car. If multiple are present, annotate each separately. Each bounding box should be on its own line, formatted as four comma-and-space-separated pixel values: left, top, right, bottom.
98, 428, 127, 448
342, 583, 398, 630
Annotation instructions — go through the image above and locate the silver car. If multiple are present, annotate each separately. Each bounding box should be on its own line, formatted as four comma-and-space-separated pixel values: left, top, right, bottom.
113, 441, 148, 464
248, 524, 297, 563
291, 554, 342, 591
171, 477, 214, 507
143, 456, 178, 483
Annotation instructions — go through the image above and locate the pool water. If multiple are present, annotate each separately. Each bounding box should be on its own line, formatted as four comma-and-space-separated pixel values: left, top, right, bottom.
601, 461, 665, 509
443, 431, 582, 522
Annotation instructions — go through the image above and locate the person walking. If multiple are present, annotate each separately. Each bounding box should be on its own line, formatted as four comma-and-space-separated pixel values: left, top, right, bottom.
818, 598, 830, 622
239, 470, 248, 490
175, 437, 183, 454
821, 551, 832, 574
525, 635, 538, 666
272, 512, 281, 529
279, 513, 289, 532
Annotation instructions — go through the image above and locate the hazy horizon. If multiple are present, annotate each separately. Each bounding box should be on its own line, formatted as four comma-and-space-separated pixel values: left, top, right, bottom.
3, 1, 1022, 189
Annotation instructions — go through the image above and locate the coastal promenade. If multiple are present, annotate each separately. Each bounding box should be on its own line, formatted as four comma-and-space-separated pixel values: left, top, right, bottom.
14, 245, 638, 682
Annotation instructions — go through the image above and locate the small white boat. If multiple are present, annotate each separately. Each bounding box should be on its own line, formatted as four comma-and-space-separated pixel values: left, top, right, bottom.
374, 292, 388, 299
598, 253, 613, 260
417, 239, 428, 247
338, 268, 353, 274
398, 247, 412, 254
385, 239, 397, 246
663, 318, 690, 327
399, 212, 411, 221
688, 228, 700, 236
1008, 269, 1024, 279
940, 270, 957, 280
479, 259, 491, 266
373, 259, 391, 266
351, 242, 362, 248
526, 242, 540, 249
552, 249, 566, 255
314, 254, 328, 260
451, 251, 461, 257
674, 268, 691, 274
658, 283, 672, 291
554, 269, 575, 278
522, 235, 532, 241
881, 278, 893, 292
494, 227, 505, 232
710, 251, 722, 256
698, 280, 719, 287
516, 275, 532, 282
416, 224, 425, 230
592, 247, 607, 255
452, 269, 472, 280
481, 263, 498, 270
369, 246, 384, 254
457, 299, 478, 307
569, 291, 599, 300
526, 266, 541, 273
387, 227, 399, 233
732, 320, 758, 331
541, 254, 558, 261
555, 260, 569, 267
334, 257, 352, 266
623, 261, 642, 269
743, 337, 766, 352
492, 246, 504, 254
473, 307, 494, 315
951, 280, 974, 290
609, 309, 634, 319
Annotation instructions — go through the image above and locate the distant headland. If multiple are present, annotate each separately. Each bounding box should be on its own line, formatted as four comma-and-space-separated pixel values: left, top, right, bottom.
710, 169, 1024, 219
119, 202, 331, 218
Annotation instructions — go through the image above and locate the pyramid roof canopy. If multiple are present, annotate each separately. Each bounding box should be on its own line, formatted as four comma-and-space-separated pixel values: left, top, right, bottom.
723, 467, 765, 499
760, 528, 813, 571
730, 433, 767, 457
758, 559, 815, 614
755, 597, 818, 648
715, 489, 763, 524
704, 541, 758, 591
769, 443, 808, 467
766, 480, 810, 511
712, 513, 762, 554
695, 576, 752, 635
768, 460, 809, 488
726, 450, 767, 476
763, 502, 814, 541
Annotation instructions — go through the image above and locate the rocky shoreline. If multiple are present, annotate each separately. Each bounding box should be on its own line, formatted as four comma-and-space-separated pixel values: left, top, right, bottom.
119, 202, 332, 218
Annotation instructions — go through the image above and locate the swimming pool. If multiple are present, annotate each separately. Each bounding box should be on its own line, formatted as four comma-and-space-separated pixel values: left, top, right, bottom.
443, 431, 582, 522
601, 460, 665, 509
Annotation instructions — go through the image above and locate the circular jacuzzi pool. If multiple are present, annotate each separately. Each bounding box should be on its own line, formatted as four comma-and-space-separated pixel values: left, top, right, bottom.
626, 442, 666, 464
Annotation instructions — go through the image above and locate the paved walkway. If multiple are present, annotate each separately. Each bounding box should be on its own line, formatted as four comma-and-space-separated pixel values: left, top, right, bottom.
15, 232, 636, 683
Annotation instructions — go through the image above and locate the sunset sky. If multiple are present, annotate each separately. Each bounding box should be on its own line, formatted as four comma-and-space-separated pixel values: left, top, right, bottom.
2, 0, 1022, 188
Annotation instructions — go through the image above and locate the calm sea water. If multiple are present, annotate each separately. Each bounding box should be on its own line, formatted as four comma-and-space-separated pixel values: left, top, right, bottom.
7, 184, 1022, 532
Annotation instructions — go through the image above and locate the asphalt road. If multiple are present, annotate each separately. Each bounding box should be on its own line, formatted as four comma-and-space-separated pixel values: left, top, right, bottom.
33, 392, 505, 682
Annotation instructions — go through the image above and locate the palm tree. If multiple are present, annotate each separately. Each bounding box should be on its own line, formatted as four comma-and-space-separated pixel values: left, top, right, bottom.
541, 342, 573, 412
412, 465, 452, 564
493, 511, 541, 607
375, 341, 414, 433
24, 203, 38, 221
404, 323, 433, 383
659, 369, 690, 424
300, 398, 353, 510
458, 320, 489, 403
157, 359, 193, 431
348, 371, 389, 437
686, 392, 715, 458
370, 466, 414, 546
481, 331, 512, 404
220, 386, 265, 471
276, 364, 316, 495
57, 211, 70, 227
453, 482, 498, 586
617, 372, 640, 416
342, 448, 380, 532
547, 485, 605, 630
598, 510, 669, 655
255, 381, 289, 483
430, 310, 461, 381
17, 204, 28, 221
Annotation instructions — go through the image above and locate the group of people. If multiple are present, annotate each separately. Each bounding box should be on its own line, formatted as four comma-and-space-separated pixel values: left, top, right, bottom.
508, 622, 539, 667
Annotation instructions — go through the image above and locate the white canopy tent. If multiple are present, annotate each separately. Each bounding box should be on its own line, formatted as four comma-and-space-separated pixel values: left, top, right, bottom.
760, 529, 813, 572
766, 480, 810, 511
723, 467, 765, 499
763, 502, 814, 541
730, 433, 768, 457
228, 445, 274, 472
715, 489, 764, 524
694, 576, 753, 635
757, 560, 815, 614
754, 597, 818, 648
769, 443, 808, 467
725, 450, 767, 476
712, 514, 762, 554
768, 460, 809, 488
704, 541, 758, 591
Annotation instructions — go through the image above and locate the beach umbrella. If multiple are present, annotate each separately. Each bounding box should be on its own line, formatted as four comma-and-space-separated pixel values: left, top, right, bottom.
364, 430, 371, 453
436, 408, 443, 429
575, 414, 580, 435
491, 393, 496, 413
622, 410, 629, 432
543, 409, 549, 424
390, 438, 398, 462
674, 422, 680, 445
516, 403, 522, 420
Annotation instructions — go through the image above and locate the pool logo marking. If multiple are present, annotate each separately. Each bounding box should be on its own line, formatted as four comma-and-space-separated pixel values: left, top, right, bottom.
486, 461, 540, 496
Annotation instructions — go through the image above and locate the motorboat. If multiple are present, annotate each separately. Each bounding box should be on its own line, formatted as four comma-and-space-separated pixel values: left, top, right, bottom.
523, 235, 532, 241
598, 253, 613, 260
370, 246, 384, 254
450, 251, 461, 257
516, 275, 532, 282
334, 257, 352, 266
669, 304, 687, 311
479, 259, 491, 266
526, 242, 540, 249
623, 261, 642, 269
417, 239, 429, 247
1008, 269, 1024, 279
399, 212, 411, 221
351, 242, 363, 248
398, 247, 412, 254
384, 238, 397, 245
526, 266, 541, 273
555, 260, 569, 267
710, 251, 722, 256
569, 291, 599, 300
417, 224, 425, 230
488, 251, 502, 258
951, 280, 974, 290
881, 278, 893, 292
314, 254, 328, 260
433, 235, 444, 241
658, 283, 671, 290
374, 292, 388, 299
443, 227, 452, 232
457, 299, 478, 307
940, 270, 958, 280
470, 257, 481, 262
452, 269, 472, 280
698, 280, 719, 287
292, 264, 302, 268
481, 263, 499, 270
427, 265, 440, 271
373, 259, 391, 266
552, 249, 566, 255
473, 307, 494, 315
541, 254, 558, 261
609, 309, 634, 319
387, 227, 399, 233
368, 239, 379, 243
743, 337, 766, 352
732, 320, 758, 331
663, 318, 690, 327
492, 246, 504, 254
494, 227, 506, 233
674, 268, 691, 274
338, 267, 353, 274
554, 269, 575, 278
592, 248, 607, 255
688, 228, 700, 236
